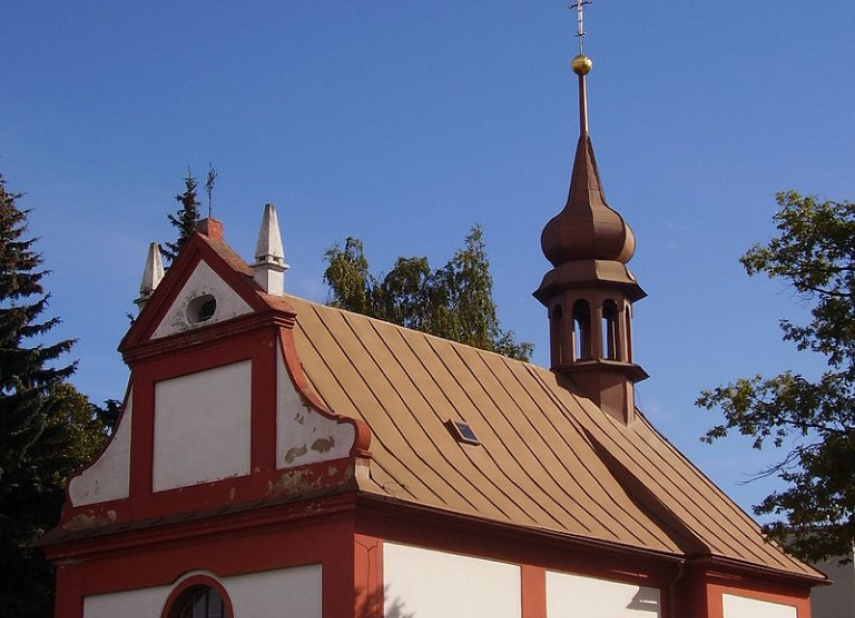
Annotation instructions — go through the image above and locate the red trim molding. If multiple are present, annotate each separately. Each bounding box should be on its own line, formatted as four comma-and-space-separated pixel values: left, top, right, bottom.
160, 574, 235, 618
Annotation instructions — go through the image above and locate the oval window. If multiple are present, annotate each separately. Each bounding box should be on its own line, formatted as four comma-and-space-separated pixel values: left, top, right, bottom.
187, 295, 217, 324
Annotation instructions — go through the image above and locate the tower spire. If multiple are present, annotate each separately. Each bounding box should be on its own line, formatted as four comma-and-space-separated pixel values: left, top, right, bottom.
534, 3, 647, 424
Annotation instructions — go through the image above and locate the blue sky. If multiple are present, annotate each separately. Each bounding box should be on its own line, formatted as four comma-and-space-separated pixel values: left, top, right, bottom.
3, 1, 854, 518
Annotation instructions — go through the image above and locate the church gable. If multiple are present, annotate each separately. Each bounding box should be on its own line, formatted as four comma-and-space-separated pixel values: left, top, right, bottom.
150, 259, 254, 340
54, 217, 371, 538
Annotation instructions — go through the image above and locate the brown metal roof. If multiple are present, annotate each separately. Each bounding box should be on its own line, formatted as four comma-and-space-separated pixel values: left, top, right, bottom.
283, 293, 819, 579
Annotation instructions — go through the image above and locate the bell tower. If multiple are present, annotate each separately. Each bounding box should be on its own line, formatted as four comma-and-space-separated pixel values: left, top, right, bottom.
534, 2, 647, 423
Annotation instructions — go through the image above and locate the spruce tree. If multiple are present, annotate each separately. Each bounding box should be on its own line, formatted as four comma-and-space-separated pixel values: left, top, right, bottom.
0, 173, 76, 617
162, 169, 201, 263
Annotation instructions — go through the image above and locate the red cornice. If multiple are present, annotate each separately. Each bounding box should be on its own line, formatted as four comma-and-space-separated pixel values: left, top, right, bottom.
688, 555, 825, 589
354, 494, 823, 590
122, 309, 295, 365
46, 492, 358, 562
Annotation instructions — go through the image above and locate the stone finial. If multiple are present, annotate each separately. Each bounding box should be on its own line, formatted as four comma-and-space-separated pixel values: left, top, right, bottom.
135, 242, 165, 311
252, 203, 289, 295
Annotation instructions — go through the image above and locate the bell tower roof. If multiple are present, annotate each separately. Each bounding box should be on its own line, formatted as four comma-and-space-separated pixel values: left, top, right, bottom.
534, 2, 646, 424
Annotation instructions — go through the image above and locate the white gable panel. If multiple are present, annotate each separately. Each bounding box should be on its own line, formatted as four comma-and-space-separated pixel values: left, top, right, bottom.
546, 570, 661, 618
276, 348, 355, 468
723, 594, 797, 618
153, 361, 252, 492
69, 389, 132, 506
151, 260, 253, 339
383, 543, 521, 618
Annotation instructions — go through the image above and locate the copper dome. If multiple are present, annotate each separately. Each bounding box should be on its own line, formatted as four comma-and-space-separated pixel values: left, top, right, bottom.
541, 133, 636, 266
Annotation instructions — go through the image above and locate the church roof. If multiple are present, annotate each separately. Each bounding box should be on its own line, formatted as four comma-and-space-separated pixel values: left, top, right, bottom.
280, 291, 818, 579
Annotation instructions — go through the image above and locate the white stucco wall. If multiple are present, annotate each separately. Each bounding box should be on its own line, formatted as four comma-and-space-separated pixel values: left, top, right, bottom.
83, 583, 171, 617
546, 570, 661, 618
276, 348, 354, 468
153, 360, 252, 492
82, 566, 322, 618
723, 594, 797, 618
68, 391, 132, 506
151, 260, 253, 339
383, 543, 521, 618
227, 564, 321, 618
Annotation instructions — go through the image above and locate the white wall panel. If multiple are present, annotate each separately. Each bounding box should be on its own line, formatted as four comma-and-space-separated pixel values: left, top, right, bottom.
153, 360, 252, 491
383, 543, 521, 618
227, 564, 322, 618
723, 594, 797, 618
69, 390, 132, 506
546, 570, 660, 618
83, 584, 170, 617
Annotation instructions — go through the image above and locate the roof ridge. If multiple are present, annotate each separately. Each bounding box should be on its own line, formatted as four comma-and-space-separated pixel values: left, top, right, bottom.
282, 292, 540, 366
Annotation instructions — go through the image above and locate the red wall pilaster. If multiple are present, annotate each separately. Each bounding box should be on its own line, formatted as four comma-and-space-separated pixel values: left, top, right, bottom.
355, 535, 383, 618
521, 565, 546, 618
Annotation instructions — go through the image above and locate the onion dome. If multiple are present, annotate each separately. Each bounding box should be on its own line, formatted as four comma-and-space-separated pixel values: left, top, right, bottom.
540, 133, 636, 266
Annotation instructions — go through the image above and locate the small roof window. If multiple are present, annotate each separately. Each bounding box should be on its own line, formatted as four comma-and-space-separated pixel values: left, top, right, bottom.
446, 419, 480, 446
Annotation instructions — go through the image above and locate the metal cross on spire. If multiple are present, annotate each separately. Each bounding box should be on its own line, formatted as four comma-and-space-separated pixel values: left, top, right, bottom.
568, 1, 594, 134
569, 0, 593, 54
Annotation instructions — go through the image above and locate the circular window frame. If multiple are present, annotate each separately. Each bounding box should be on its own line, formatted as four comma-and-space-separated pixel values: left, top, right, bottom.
186, 294, 218, 325
161, 574, 234, 618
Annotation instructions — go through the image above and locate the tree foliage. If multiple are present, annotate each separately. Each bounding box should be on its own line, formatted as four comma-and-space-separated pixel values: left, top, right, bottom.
0, 174, 110, 617
698, 191, 855, 562
0, 174, 75, 617
162, 169, 201, 263
324, 225, 532, 361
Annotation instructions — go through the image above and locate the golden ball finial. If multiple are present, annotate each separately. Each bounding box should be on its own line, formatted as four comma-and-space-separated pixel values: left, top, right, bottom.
572, 53, 593, 75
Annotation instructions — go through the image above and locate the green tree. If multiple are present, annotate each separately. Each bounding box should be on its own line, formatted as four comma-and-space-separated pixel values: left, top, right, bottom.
698, 191, 855, 562
0, 174, 77, 617
324, 225, 533, 361
162, 169, 201, 263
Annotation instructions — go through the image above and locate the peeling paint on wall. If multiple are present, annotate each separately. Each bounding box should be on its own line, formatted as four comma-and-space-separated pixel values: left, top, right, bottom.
275, 348, 354, 468
63, 509, 118, 532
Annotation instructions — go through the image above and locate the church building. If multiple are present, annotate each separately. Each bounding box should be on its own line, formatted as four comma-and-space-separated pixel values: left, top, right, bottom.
41, 17, 823, 618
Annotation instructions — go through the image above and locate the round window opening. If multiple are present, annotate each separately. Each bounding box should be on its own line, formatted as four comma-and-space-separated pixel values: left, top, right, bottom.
187, 295, 217, 324
175, 585, 230, 618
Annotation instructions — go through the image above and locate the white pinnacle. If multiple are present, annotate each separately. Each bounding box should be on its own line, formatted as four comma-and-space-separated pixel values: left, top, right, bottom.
253, 203, 289, 294
135, 242, 164, 310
